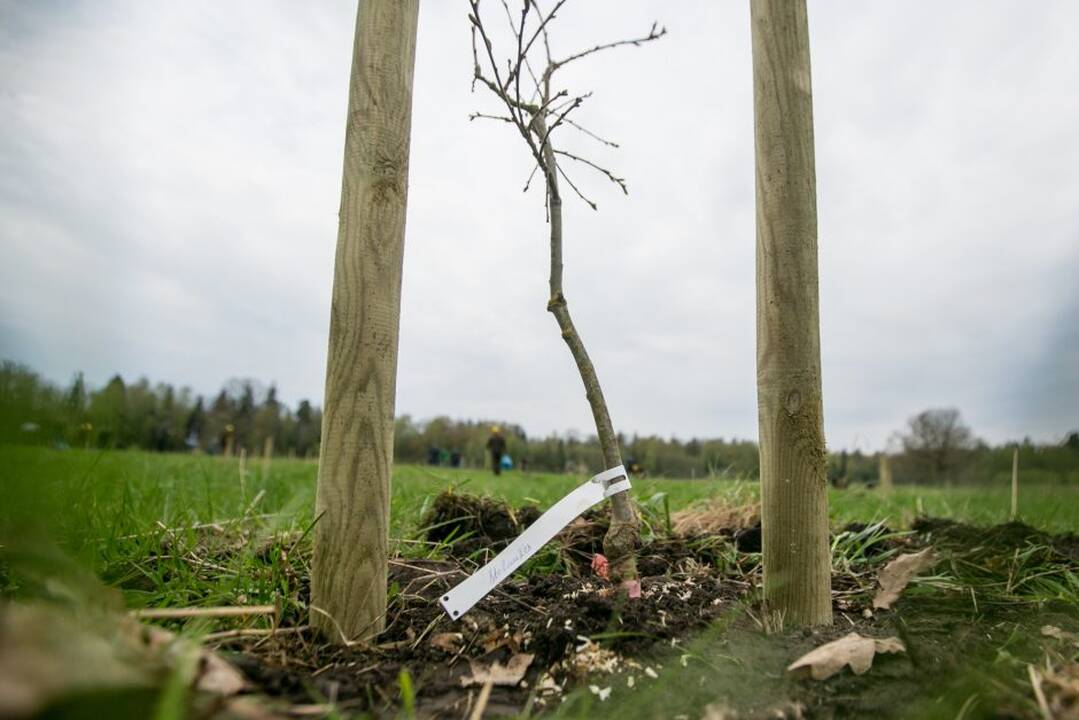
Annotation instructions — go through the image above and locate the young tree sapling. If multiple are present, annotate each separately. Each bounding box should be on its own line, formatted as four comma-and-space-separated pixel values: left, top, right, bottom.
468, 0, 664, 594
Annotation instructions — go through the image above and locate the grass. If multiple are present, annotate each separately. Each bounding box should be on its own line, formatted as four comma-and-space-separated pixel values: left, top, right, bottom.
2, 446, 1077, 719
2, 445, 1077, 614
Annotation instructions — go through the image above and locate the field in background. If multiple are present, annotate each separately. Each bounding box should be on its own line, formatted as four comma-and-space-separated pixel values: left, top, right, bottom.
2, 445, 1077, 612
3, 446, 1078, 719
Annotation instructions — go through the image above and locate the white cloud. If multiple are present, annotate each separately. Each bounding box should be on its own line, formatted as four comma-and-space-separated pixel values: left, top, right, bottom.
1, 0, 1076, 449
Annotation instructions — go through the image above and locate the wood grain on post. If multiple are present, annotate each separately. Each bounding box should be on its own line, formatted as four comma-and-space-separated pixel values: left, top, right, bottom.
751, 0, 832, 626
311, 0, 420, 643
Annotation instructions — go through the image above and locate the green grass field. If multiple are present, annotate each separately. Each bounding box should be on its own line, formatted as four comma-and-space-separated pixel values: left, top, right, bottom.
2, 446, 1078, 719
3, 445, 1076, 613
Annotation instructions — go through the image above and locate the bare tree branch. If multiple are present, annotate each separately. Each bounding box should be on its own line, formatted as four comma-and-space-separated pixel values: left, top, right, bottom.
562, 117, 619, 148
556, 163, 597, 210
550, 22, 667, 74
554, 149, 627, 194
469, 112, 515, 124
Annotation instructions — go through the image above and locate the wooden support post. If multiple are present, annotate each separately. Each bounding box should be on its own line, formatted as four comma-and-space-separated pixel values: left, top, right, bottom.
879, 454, 893, 494
1010, 447, 1019, 521
310, 0, 420, 643
262, 435, 274, 476
238, 447, 247, 501
752, 0, 832, 626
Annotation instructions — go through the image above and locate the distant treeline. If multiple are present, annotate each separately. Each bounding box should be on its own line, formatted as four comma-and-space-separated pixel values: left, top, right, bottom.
0, 362, 322, 458
2, 361, 1078, 484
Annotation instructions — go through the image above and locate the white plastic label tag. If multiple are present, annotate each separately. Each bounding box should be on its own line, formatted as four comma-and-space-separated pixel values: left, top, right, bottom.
439, 465, 629, 620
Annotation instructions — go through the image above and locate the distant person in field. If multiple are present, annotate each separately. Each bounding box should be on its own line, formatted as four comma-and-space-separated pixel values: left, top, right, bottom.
487, 426, 507, 475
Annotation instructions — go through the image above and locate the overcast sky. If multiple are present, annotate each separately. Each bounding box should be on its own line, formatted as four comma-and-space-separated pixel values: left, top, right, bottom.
1, 1, 1077, 451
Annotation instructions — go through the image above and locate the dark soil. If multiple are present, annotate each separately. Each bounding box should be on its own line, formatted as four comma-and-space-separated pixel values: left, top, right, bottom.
230, 555, 743, 718
423, 492, 543, 551
216, 499, 1078, 719
912, 516, 1079, 562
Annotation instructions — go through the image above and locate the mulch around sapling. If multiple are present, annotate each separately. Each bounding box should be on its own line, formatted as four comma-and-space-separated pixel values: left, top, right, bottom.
211, 494, 1079, 719
222, 492, 752, 717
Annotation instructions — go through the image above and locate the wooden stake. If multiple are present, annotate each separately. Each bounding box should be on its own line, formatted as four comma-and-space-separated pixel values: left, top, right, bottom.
311, 0, 420, 644
879, 454, 894, 495
752, 0, 832, 626
262, 435, 274, 476
1010, 447, 1019, 521
238, 447, 247, 502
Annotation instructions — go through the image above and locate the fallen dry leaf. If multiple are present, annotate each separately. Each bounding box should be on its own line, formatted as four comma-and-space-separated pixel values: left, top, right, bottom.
872, 547, 936, 610
195, 650, 248, 696
459, 653, 534, 687
787, 633, 905, 680
430, 632, 464, 653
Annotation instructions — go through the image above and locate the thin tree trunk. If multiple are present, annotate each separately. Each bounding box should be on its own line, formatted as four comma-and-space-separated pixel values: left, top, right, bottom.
751, 0, 832, 627
311, 0, 420, 643
534, 116, 639, 588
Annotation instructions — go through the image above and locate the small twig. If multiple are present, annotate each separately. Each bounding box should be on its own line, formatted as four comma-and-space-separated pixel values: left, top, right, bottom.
550, 22, 667, 73
555, 149, 627, 194
308, 605, 367, 648
544, 90, 588, 116
387, 559, 457, 577
556, 164, 597, 209
522, 161, 541, 192
468, 679, 495, 720
515, 0, 569, 79
469, 111, 515, 124
1028, 664, 1051, 720
495, 587, 543, 613
203, 625, 308, 642
132, 604, 276, 620
562, 117, 619, 148
183, 554, 235, 576
410, 615, 444, 650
